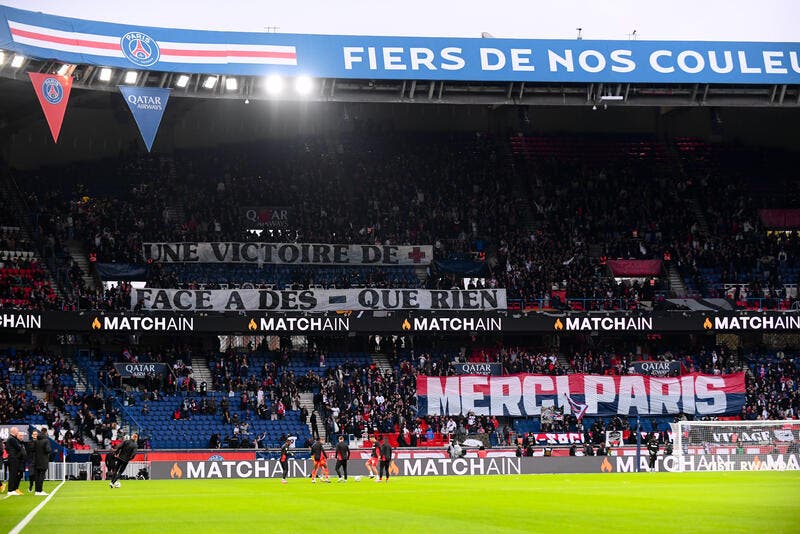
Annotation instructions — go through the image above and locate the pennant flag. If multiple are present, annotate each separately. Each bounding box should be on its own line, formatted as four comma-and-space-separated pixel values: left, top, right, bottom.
119, 86, 171, 152
565, 394, 588, 421
28, 73, 73, 143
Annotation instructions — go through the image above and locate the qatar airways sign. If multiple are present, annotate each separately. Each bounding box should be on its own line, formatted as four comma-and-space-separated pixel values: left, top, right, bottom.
416, 372, 746, 417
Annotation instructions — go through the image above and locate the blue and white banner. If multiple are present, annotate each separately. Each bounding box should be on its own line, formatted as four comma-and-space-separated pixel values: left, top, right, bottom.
1, 6, 798, 84
416, 372, 747, 417
119, 86, 170, 152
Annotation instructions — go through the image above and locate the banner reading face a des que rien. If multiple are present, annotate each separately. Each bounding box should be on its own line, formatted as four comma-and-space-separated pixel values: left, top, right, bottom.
132, 287, 507, 312
142, 242, 433, 266
416, 372, 746, 417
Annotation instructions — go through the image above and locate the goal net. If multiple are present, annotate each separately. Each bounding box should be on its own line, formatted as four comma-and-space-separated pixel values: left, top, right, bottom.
670, 419, 800, 472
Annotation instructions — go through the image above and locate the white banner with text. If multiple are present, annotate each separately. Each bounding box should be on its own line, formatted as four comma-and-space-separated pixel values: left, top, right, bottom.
132, 288, 506, 312
142, 242, 433, 266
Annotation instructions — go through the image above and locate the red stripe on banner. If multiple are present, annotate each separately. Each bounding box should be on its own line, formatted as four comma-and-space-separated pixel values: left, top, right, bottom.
11, 27, 119, 51
415, 375, 429, 396
160, 48, 296, 59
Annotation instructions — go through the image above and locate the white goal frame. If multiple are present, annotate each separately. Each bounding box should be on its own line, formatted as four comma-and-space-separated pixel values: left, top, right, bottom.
670, 419, 799, 472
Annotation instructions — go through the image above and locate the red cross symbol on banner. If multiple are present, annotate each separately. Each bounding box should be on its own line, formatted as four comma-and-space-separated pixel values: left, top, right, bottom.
408, 247, 426, 263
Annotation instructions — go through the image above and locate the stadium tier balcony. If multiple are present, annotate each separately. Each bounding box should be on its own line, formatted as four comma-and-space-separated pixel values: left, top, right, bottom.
148, 263, 422, 290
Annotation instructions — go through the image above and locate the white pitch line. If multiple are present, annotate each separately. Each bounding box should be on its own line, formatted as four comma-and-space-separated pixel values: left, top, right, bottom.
8, 481, 65, 534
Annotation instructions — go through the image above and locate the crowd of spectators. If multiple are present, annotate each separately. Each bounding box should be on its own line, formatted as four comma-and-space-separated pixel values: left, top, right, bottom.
4, 134, 797, 311
673, 144, 800, 302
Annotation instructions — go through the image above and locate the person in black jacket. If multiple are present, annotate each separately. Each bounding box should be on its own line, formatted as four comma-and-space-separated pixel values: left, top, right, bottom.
378, 436, 392, 483
26, 429, 39, 493
0, 434, 5, 493
109, 433, 139, 489
33, 429, 52, 495
5, 427, 26, 496
647, 434, 659, 470
334, 436, 350, 482
279, 439, 293, 484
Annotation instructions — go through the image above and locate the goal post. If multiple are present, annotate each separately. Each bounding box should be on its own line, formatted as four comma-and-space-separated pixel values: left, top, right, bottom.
670, 419, 800, 472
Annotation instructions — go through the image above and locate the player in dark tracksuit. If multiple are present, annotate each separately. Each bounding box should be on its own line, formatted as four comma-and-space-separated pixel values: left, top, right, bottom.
279, 439, 293, 484
647, 435, 659, 470
109, 433, 139, 488
334, 436, 350, 482
0, 435, 5, 493
377, 437, 392, 482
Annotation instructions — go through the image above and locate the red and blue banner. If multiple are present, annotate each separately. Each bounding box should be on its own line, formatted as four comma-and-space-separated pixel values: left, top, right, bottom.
1, 6, 799, 84
416, 372, 746, 417
28, 71, 72, 142
119, 86, 171, 152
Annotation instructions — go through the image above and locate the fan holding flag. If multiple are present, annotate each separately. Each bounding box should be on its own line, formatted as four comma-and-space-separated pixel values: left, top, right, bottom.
565, 393, 588, 422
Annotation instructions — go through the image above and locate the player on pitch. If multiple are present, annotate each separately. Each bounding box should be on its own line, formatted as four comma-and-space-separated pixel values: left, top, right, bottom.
310, 436, 330, 483
108, 433, 139, 489
377, 435, 393, 483
334, 435, 350, 482
279, 438, 293, 484
365, 436, 379, 479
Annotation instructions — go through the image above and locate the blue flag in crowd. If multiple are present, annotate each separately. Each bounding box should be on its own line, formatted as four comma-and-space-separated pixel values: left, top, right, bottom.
119, 86, 171, 152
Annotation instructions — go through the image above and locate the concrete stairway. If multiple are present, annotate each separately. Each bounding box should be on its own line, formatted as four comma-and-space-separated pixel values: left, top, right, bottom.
667, 263, 688, 297
190, 357, 214, 391
685, 197, 711, 237
371, 353, 392, 373
66, 240, 96, 291
298, 392, 317, 438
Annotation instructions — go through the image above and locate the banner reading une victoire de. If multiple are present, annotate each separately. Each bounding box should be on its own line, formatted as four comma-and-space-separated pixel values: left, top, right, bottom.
142, 242, 433, 266
416, 372, 746, 417
132, 287, 506, 312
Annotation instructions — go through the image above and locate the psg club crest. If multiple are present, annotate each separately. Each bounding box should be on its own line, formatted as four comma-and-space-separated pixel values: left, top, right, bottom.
121, 31, 160, 67
41, 77, 64, 105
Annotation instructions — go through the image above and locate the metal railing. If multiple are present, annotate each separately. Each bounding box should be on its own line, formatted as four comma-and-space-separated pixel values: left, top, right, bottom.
507, 297, 641, 311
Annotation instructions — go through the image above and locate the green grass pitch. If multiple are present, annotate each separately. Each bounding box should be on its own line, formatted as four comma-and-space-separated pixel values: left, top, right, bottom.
2, 472, 799, 533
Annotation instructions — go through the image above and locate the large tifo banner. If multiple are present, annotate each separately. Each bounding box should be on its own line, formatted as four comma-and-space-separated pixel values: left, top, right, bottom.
132, 288, 506, 311
1, 6, 798, 84
142, 242, 433, 266
416, 372, 746, 417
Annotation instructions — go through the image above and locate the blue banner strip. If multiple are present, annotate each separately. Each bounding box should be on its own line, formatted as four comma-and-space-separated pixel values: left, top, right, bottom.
1, 6, 799, 84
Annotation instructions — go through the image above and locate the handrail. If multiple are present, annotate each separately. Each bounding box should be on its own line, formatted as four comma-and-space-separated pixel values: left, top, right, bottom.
507, 297, 640, 311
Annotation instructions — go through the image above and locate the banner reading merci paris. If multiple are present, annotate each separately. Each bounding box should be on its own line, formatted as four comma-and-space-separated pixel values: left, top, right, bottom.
416, 372, 746, 417
1, 5, 798, 84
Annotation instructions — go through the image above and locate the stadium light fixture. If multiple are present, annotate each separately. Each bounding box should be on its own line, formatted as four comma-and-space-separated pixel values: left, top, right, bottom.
295, 76, 313, 96
10, 54, 24, 68
225, 77, 238, 91
98, 67, 113, 82
124, 71, 138, 84
265, 74, 284, 95
203, 76, 218, 89
56, 64, 72, 76
175, 74, 190, 88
